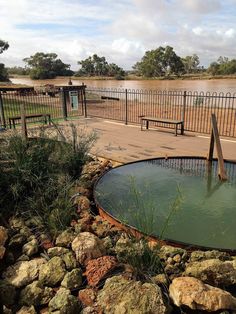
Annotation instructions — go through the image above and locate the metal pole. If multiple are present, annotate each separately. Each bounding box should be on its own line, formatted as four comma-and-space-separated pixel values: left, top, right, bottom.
125, 89, 128, 125
60, 88, 68, 120
83, 84, 87, 118
181, 91, 186, 134
0, 92, 6, 128
21, 103, 27, 140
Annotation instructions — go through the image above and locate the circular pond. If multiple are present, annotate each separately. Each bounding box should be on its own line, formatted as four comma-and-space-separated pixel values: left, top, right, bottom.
94, 157, 236, 252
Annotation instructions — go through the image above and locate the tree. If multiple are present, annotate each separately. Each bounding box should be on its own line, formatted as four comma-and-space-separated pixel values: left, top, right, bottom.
76, 54, 125, 78
133, 46, 184, 77
0, 39, 9, 54
207, 57, 236, 75
0, 39, 9, 81
6, 66, 30, 75
23, 52, 73, 79
182, 54, 200, 74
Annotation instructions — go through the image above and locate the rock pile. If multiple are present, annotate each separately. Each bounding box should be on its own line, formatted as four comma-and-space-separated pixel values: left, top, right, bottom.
0, 158, 236, 314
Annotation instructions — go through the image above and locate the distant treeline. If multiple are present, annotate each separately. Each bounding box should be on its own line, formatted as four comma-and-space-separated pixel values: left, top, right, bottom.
1, 38, 236, 81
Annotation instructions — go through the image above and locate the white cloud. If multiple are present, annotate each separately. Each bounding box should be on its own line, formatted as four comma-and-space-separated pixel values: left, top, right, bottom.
0, 0, 236, 69
192, 27, 203, 36
225, 28, 235, 38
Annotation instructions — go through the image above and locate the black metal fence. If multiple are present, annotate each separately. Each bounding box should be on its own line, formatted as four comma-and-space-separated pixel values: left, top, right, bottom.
0, 86, 85, 128
86, 88, 236, 138
1, 86, 236, 138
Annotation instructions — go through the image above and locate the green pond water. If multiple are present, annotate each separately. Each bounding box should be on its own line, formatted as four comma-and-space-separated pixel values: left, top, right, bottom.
94, 158, 236, 251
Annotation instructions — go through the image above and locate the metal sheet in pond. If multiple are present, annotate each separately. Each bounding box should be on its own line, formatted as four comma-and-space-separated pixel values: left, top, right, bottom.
94, 157, 236, 252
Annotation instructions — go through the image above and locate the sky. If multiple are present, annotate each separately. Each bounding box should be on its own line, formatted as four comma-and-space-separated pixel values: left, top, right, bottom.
0, 0, 236, 70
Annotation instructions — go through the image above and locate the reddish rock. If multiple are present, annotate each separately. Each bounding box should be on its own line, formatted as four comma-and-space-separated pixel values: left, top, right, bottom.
76, 186, 92, 199
41, 239, 54, 250
85, 256, 117, 287
75, 196, 91, 212
78, 288, 97, 307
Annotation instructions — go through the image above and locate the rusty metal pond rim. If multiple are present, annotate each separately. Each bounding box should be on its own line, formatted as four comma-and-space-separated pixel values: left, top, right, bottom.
93, 155, 236, 254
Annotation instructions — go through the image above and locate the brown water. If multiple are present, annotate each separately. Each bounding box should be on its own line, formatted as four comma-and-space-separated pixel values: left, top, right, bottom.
11, 76, 236, 93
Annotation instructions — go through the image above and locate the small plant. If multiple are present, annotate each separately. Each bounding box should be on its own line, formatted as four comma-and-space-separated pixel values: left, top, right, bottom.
117, 236, 163, 281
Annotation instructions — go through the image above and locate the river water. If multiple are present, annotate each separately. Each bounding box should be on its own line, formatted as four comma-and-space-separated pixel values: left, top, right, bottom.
11, 77, 236, 94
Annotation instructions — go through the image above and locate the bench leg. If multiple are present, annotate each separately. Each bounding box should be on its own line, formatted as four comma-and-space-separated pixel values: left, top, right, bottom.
146, 120, 149, 130
175, 124, 177, 136
181, 123, 184, 135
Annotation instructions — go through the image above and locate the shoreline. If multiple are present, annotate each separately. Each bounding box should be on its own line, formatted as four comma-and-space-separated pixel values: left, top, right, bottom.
6, 74, 236, 82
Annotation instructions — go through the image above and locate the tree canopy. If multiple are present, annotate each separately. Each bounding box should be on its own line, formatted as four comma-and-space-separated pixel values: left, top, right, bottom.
208, 56, 236, 75
182, 54, 200, 74
133, 46, 184, 77
0, 39, 9, 81
23, 52, 74, 79
76, 54, 125, 79
0, 39, 9, 54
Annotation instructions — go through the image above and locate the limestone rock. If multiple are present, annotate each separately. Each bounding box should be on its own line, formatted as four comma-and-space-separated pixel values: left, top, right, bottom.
62, 252, 77, 271
71, 232, 106, 265
19, 280, 54, 307
9, 217, 25, 230
55, 229, 76, 248
190, 250, 231, 262
169, 276, 236, 311
19, 281, 44, 306
0, 280, 16, 306
91, 215, 115, 238
2, 258, 46, 288
151, 273, 168, 286
85, 256, 117, 287
97, 275, 168, 314
184, 259, 236, 286
22, 239, 38, 257
0, 226, 8, 246
76, 212, 93, 232
61, 268, 82, 290
48, 287, 81, 313
75, 195, 91, 212
159, 245, 187, 261
47, 247, 70, 258
0, 246, 6, 259
47, 248, 77, 271
8, 233, 26, 248
16, 306, 37, 314
39, 256, 66, 287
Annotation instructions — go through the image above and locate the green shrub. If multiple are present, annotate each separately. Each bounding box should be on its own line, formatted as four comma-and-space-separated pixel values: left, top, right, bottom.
0, 123, 97, 236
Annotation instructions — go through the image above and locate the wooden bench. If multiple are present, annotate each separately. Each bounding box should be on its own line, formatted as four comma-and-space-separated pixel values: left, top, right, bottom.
9, 113, 51, 129
140, 116, 184, 136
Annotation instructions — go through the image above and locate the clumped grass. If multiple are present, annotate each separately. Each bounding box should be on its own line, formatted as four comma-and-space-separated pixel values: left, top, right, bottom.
0, 123, 97, 238
118, 236, 163, 281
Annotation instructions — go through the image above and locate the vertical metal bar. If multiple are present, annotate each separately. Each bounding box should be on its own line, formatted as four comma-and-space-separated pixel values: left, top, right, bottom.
125, 89, 128, 125
21, 103, 28, 140
181, 91, 186, 133
83, 85, 87, 118
0, 92, 6, 128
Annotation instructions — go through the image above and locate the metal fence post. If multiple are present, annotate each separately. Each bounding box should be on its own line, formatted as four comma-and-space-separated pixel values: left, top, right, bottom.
125, 89, 128, 125
60, 88, 68, 120
0, 92, 6, 128
83, 84, 87, 118
182, 91, 187, 133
